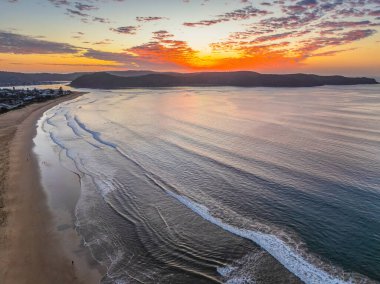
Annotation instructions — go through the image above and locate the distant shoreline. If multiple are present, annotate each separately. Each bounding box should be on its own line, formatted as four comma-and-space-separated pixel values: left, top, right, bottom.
0, 92, 104, 283
0, 81, 70, 88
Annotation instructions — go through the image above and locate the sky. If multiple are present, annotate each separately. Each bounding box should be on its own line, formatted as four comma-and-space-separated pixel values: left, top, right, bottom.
0, 0, 379, 76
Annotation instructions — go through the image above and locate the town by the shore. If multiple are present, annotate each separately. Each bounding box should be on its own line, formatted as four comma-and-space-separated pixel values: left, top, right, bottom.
0, 91, 104, 284
0, 87, 72, 113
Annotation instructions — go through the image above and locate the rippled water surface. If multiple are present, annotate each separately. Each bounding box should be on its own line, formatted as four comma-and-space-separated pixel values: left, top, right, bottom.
39, 86, 380, 283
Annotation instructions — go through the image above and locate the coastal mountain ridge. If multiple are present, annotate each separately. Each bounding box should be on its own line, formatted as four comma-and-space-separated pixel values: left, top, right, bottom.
0, 71, 86, 86
70, 71, 378, 89
0, 70, 162, 86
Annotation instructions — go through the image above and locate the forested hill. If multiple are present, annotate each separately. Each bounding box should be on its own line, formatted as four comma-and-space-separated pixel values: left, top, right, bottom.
70, 71, 378, 89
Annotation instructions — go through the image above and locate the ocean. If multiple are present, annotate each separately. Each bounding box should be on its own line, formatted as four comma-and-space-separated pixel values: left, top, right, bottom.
35, 85, 380, 283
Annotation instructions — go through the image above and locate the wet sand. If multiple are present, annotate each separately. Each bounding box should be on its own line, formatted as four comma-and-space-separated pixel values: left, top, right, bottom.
0, 94, 104, 284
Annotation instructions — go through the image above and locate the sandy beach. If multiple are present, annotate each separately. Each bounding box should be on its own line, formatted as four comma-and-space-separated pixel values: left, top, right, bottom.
0, 94, 104, 284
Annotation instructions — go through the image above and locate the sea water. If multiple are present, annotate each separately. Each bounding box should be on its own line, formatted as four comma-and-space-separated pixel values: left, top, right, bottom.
37, 86, 380, 283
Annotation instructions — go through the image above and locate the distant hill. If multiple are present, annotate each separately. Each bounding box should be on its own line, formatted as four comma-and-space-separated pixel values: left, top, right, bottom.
70, 71, 378, 89
107, 70, 157, 77
0, 71, 88, 86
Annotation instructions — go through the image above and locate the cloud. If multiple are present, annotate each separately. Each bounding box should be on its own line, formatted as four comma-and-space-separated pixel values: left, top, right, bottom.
40, 63, 120, 67
83, 32, 197, 70
296, 0, 318, 6
71, 31, 84, 39
369, 10, 380, 16
48, 0, 70, 8
83, 49, 134, 63
110, 26, 139, 35
339, 29, 377, 41
93, 39, 113, 45
93, 16, 110, 24
74, 3, 98, 11
121, 30, 297, 71
317, 20, 373, 30
183, 19, 226, 27
136, 16, 168, 22
312, 48, 357, 57
184, 6, 270, 27
253, 32, 294, 43
65, 8, 110, 24
261, 11, 320, 29
48, 0, 126, 8
0, 31, 78, 54
66, 8, 89, 18
82, 48, 179, 69
152, 30, 174, 40
297, 29, 377, 57
127, 41, 196, 68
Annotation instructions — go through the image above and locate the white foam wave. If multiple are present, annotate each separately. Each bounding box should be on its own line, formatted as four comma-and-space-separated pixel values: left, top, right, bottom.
217, 266, 254, 284
166, 191, 353, 284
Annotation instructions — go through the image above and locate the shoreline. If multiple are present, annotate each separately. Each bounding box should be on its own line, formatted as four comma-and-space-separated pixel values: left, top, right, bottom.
0, 93, 104, 283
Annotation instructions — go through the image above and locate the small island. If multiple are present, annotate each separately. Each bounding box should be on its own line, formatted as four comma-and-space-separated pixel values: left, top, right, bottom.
0, 87, 72, 114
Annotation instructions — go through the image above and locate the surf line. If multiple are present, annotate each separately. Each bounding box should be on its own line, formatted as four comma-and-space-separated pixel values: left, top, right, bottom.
163, 190, 353, 284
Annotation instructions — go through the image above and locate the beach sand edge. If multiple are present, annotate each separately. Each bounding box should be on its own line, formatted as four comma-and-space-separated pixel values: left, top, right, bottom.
0, 93, 104, 284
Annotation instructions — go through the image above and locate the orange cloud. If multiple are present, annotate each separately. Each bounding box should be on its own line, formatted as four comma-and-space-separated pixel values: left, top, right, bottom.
126, 31, 301, 71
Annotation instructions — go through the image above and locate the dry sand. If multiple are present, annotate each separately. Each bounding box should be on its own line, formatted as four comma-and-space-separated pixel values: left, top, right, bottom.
0, 94, 104, 284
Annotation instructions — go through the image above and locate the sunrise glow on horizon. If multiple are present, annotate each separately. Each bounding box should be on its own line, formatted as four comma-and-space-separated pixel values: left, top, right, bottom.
0, 0, 379, 76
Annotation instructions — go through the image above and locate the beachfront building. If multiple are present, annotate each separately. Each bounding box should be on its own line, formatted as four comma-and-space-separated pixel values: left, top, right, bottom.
0, 87, 71, 113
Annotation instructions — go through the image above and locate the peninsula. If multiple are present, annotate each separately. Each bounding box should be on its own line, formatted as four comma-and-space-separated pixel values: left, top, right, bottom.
70, 71, 378, 89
